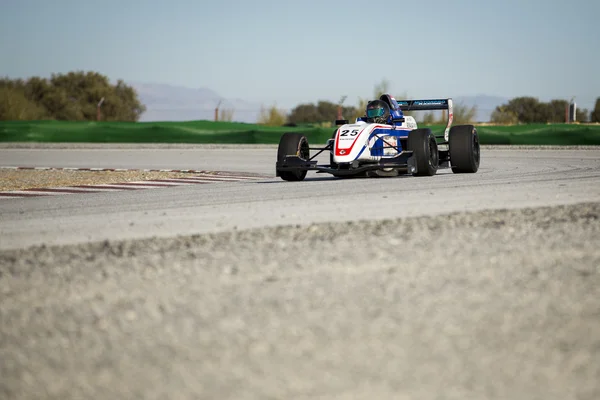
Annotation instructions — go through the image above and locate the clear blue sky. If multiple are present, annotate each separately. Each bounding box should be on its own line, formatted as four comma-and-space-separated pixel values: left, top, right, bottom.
1, 0, 599, 109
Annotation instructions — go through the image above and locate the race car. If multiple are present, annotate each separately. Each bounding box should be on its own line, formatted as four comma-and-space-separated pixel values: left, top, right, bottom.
275, 94, 480, 181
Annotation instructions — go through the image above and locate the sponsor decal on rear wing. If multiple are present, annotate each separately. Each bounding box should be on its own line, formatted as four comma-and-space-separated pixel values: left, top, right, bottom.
397, 98, 454, 142
396, 99, 452, 111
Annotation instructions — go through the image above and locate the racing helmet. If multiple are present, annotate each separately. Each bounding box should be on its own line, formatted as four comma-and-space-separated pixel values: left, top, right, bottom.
365, 100, 391, 123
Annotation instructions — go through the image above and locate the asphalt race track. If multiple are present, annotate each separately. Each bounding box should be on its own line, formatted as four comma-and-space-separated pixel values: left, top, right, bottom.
1, 145, 599, 250
1, 145, 599, 400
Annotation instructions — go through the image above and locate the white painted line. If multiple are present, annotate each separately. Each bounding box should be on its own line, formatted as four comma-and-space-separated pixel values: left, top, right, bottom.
145, 179, 205, 184
101, 185, 163, 189
4, 190, 67, 196
81, 184, 149, 189
186, 176, 255, 182
44, 187, 113, 192
197, 174, 262, 180
64, 188, 126, 192
128, 180, 193, 186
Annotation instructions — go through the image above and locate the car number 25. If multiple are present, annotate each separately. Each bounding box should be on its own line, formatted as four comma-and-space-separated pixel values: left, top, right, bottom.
340, 129, 360, 136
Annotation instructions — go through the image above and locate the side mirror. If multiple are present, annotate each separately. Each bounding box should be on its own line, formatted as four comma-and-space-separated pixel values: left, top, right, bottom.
335, 119, 349, 126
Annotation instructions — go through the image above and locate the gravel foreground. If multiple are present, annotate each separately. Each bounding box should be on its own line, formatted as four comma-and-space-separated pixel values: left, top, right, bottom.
1, 202, 599, 400
0, 169, 208, 191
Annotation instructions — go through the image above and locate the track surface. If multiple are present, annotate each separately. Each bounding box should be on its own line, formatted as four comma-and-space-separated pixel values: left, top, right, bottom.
0, 146, 599, 250
1, 146, 599, 399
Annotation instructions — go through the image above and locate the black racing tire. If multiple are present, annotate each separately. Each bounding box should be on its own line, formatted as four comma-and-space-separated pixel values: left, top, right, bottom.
449, 125, 480, 173
277, 133, 309, 181
407, 128, 439, 176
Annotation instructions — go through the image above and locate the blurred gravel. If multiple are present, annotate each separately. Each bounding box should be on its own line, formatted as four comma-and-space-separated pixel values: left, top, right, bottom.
0, 170, 209, 191
1, 202, 599, 400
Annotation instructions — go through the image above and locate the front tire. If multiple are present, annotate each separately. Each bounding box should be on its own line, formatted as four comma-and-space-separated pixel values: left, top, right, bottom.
407, 128, 439, 176
277, 133, 309, 181
449, 125, 480, 173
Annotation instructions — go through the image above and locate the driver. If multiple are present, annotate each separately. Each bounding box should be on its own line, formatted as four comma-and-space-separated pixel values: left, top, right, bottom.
365, 99, 391, 124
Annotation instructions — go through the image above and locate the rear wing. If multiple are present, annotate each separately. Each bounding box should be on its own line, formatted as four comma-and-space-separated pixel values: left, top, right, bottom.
397, 98, 453, 141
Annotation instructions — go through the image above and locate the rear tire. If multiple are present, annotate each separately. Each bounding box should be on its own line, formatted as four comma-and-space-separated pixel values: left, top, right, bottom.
407, 128, 438, 176
449, 125, 480, 173
277, 133, 309, 181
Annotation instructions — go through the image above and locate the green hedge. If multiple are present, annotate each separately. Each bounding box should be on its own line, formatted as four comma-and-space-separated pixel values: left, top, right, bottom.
0, 120, 336, 145
1, 120, 599, 145
475, 124, 600, 146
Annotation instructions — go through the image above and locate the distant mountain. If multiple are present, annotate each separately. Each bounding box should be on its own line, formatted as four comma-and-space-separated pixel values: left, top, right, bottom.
453, 95, 509, 122
130, 82, 261, 123
131, 83, 509, 123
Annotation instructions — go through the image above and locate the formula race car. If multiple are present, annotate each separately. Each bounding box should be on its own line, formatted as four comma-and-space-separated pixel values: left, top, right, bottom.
275, 94, 480, 180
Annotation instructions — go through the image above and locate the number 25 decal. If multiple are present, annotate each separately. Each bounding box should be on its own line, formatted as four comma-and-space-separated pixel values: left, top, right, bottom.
340, 129, 359, 136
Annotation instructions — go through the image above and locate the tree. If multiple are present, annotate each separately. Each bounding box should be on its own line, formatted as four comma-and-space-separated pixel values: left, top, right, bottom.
287, 103, 320, 124
0, 86, 46, 120
490, 106, 519, 124
421, 111, 436, 124
105, 79, 146, 121
0, 77, 25, 90
576, 108, 588, 123
348, 79, 394, 122
452, 102, 478, 124
348, 98, 368, 122
590, 98, 600, 123
288, 100, 355, 124
257, 104, 287, 126
547, 99, 568, 123
490, 97, 595, 124
22, 76, 51, 105
491, 97, 570, 124
0, 71, 146, 121
287, 79, 395, 126
501, 97, 547, 123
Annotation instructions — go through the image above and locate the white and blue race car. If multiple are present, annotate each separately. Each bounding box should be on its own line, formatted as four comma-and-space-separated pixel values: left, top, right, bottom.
276, 94, 480, 180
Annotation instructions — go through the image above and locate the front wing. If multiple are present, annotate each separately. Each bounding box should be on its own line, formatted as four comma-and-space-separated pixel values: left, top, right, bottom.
276, 150, 416, 177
